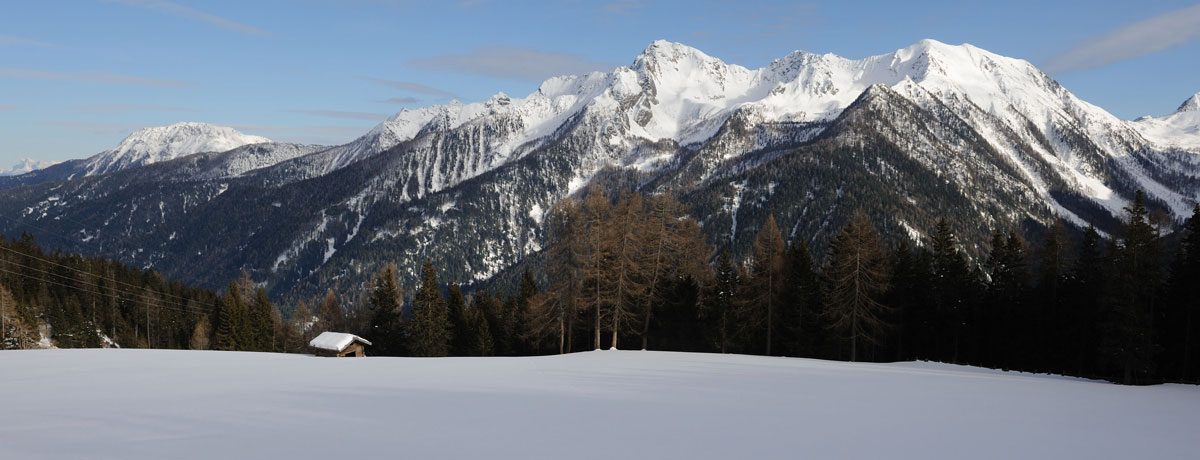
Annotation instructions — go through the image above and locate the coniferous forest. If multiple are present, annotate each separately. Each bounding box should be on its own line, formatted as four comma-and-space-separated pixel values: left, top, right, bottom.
2, 187, 1198, 386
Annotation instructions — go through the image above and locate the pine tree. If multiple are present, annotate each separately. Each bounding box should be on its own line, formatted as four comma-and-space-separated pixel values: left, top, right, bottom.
408, 260, 449, 357
822, 211, 891, 362
367, 263, 405, 356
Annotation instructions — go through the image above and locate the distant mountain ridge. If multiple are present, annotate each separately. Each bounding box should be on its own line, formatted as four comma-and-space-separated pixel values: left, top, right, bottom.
0, 39, 1197, 300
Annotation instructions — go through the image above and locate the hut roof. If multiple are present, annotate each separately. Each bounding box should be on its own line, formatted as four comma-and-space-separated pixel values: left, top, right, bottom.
309, 332, 372, 352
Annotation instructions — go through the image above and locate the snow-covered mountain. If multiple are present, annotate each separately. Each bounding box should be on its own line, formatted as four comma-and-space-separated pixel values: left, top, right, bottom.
1132, 92, 1200, 151
82, 122, 271, 176
1, 39, 1197, 299
0, 158, 60, 176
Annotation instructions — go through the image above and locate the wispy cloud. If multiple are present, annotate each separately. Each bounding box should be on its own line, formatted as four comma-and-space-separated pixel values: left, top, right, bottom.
383, 96, 421, 105
1045, 3, 1200, 74
0, 104, 16, 111
365, 78, 457, 98
407, 47, 612, 80
0, 34, 58, 48
109, 0, 269, 36
289, 109, 388, 121
76, 103, 193, 113
603, 0, 644, 15
0, 68, 187, 88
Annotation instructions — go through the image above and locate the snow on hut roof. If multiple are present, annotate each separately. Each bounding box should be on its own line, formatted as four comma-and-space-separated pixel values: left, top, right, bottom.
308, 332, 372, 352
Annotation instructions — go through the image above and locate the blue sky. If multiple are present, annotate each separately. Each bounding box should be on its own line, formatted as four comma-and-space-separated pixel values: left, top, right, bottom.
2, 0, 1199, 165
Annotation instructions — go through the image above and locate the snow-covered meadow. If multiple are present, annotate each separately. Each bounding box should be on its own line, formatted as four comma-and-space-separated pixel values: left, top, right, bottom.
0, 349, 1196, 459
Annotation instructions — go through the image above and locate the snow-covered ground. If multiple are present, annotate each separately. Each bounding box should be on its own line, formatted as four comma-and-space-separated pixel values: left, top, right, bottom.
0, 350, 1195, 459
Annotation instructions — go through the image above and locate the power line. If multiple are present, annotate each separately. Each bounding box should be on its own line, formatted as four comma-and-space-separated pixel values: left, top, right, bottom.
0, 260, 210, 314
0, 265, 213, 317
0, 244, 194, 306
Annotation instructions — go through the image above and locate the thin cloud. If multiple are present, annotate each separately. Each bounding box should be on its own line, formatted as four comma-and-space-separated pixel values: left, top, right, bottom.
77, 103, 193, 113
0, 35, 58, 48
1045, 3, 1200, 74
0, 104, 15, 111
383, 96, 422, 105
407, 47, 612, 80
290, 109, 388, 121
364, 78, 458, 98
109, 0, 269, 36
603, 0, 644, 15
0, 68, 187, 88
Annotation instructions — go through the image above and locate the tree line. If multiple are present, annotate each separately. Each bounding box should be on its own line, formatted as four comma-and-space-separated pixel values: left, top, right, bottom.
4, 187, 1198, 386
352, 188, 1199, 385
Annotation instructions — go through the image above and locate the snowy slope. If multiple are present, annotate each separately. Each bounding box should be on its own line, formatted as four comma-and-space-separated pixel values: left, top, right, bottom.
82, 122, 271, 176
0, 158, 59, 176
1132, 92, 1200, 151
300, 40, 1191, 215
0, 350, 1195, 460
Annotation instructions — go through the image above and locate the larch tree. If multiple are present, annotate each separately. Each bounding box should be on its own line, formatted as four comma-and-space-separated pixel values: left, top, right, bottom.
527, 200, 585, 354
822, 211, 891, 362
737, 214, 786, 355
606, 192, 649, 350
580, 187, 612, 350
190, 315, 211, 350
319, 288, 343, 332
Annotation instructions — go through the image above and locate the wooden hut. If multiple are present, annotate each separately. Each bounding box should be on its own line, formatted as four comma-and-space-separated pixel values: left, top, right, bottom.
308, 332, 372, 357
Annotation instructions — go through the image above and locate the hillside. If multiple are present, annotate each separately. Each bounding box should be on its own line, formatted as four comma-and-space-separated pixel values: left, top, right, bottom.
0, 349, 1195, 459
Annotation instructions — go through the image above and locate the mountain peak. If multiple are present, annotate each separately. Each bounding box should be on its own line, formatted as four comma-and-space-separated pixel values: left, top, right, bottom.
84, 122, 270, 176
1178, 92, 1200, 113
632, 40, 719, 72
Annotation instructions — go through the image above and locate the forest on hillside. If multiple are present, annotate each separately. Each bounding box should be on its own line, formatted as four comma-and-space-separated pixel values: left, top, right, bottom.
2, 187, 1198, 385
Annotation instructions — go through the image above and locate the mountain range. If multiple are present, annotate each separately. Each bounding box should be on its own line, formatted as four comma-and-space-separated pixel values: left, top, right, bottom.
1, 39, 1197, 300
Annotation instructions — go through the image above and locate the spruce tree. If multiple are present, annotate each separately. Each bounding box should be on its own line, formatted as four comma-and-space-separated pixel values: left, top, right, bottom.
929, 219, 977, 363
886, 241, 933, 361
781, 241, 821, 357
446, 284, 467, 356
1165, 206, 1200, 380
408, 260, 449, 357
1100, 191, 1162, 384
367, 263, 405, 356
706, 251, 739, 354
